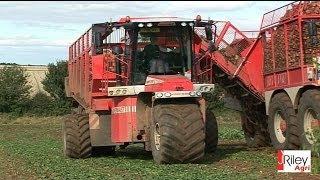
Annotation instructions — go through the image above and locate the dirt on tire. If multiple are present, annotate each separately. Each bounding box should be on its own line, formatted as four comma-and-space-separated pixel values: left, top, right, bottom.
205, 109, 218, 153
297, 89, 320, 151
268, 93, 300, 150
150, 102, 205, 164
241, 113, 270, 148
63, 113, 92, 158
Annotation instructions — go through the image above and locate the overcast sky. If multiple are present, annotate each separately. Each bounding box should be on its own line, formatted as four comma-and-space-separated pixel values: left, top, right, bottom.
0, 1, 291, 65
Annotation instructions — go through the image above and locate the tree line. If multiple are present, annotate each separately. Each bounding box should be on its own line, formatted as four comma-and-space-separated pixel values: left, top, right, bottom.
0, 61, 71, 117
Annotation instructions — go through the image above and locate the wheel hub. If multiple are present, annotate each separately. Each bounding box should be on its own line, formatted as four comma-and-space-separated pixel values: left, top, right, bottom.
274, 111, 286, 143
304, 108, 319, 144
154, 123, 161, 151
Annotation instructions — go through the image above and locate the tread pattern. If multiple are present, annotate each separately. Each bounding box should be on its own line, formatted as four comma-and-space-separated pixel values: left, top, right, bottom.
241, 113, 270, 148
151, 103, 205, 164
205, 110, 218, 152
268, 93, 300, 150
63, 113, 92, 158
297, 89, 320, 150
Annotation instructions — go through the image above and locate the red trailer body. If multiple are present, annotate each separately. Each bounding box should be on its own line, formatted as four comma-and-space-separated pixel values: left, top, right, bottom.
193, 1, 320, 151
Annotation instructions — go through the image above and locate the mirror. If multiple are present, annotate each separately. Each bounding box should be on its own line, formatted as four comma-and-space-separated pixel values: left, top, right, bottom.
205, 25, 213, 41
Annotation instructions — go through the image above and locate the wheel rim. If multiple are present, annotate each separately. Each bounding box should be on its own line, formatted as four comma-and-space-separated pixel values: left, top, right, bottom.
274, 111, 286, 143
303, 108, 318, 144
154, 123, 161, 151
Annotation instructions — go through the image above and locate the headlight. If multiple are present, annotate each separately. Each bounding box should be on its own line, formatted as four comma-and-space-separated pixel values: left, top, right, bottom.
146, 23, 153, 27
196, 91, 202, 96
156, 93, 163, 98
116, 89, 121, 94
138, 23, 144, 28
122, 89, 127, 94
181, 22, 187, 26
189, 22, 194, 27
189, 91, 196, 96
164, 92, 172, 97
109, 91, 114, 95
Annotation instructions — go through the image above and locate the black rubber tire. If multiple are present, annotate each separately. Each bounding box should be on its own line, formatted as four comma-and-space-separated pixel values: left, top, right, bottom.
297, 89, 320, 150
205, 109, 218, 153
241, 113, 270, 148
150, 103, 205, 164
63, 113, 92, 158
268, 93, 300, 150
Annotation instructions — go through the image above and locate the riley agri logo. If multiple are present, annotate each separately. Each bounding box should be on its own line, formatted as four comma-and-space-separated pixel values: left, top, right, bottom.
277, 150, 311, 173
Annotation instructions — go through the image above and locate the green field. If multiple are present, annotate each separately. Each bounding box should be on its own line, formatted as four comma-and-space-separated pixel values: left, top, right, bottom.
0, 110, 319, 179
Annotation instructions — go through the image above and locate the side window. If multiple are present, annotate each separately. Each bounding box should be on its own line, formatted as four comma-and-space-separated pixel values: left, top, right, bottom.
181, 28, 192, 70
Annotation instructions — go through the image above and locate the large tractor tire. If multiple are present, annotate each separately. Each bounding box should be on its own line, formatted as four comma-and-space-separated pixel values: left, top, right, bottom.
297, 89, 320, 150
205, 109, 218, 153
268, 93, 299, 150
241, 113, 270, 148
150, 102, 205, 164
62, 113, 92, 158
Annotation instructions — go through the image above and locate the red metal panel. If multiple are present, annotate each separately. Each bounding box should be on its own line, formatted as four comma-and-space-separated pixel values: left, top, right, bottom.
265, 74, 275, 89
289, 68, 303, 86
91, 98, 113, 111
84, 51, 90, 103
111, 97, 137, 143
72, 60, 76, 93
92, 55, 104, 79
77, 57, 80, 95
275, 71, 288, 87
144, 75, 193, 92
242, 39, 264, 94
80, 54, 84, 98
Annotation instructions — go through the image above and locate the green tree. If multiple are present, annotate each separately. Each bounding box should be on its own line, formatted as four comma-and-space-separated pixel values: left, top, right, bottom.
204, 84, 225, 111
41, 60, 71, 116
0, 65, 31, 115
42, 61, 68, 101
0, 62, 18, 65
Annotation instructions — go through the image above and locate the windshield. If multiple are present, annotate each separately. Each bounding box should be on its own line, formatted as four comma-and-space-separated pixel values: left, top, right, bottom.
132, 26, 192, 85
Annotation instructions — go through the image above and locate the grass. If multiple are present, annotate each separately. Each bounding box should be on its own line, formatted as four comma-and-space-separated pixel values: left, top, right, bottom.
0, 110, 319, 179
